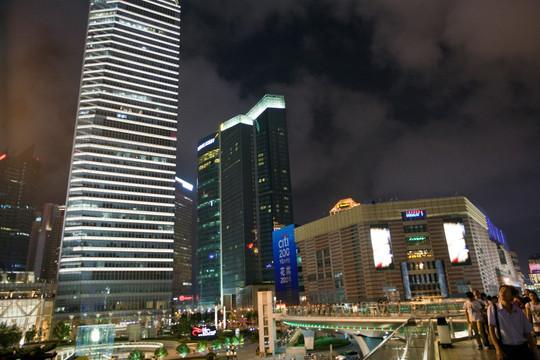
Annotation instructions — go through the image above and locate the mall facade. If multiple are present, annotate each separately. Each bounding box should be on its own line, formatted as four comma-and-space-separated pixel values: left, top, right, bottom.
295, 196, 518, 303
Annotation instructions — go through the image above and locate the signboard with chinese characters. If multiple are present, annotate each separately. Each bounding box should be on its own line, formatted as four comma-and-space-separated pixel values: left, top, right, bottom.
272, 224, 299, 304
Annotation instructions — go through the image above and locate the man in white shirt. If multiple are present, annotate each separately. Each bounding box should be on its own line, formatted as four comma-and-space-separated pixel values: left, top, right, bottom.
465, 291, 490, 349
488, 285, 539, 360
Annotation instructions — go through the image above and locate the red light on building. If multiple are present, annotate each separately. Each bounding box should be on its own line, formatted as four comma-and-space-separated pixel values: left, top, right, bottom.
0, 154, 6, 161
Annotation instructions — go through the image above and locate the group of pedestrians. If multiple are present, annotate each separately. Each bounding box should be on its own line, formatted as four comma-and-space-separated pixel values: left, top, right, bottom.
464, 285, 540, 360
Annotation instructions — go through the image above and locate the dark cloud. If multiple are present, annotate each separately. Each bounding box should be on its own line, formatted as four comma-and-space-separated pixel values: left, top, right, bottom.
1, 0, 538, 274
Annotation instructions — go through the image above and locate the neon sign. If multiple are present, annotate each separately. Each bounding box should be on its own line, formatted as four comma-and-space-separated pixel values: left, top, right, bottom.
197, 138, 215, 152
191, 326, 217, 339
402, 209, 426, 220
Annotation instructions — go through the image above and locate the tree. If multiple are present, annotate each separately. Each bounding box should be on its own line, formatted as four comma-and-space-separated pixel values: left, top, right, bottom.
197, 341, 207, 353
24, 325, 37, 343
0, 323, 22, 349
211, 339, 222, 350
176, 344, 190, 358
128, 349, 143, 360
223, 337, 231, 348
154, 346, 168, 360
52, 322, 70, 340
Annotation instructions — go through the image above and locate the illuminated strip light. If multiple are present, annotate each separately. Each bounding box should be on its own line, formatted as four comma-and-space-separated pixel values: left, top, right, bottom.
74, 135, 175, 151
73, 151, 176, 168
83, 52, 178, 78
82, 75, 177, 96
114, 1, 180, 25
84, 41, 179, 67
61, 257, 173, 263
67, 188, 174, 200
79, 98, 178, 116
66, 216, 174, 225
80, 87, 178, 111
138, 0, 181, 14
111, 25, 180, 49
63, 236, 172, 243
220, 115, 253, 131
246, 94, 285, 120
65, 196, 175, 207
71, 160, 175, 174
65, 208, 172, 218
76, 107, 177, 126
81, 83, 178, 106
63, 226, 172, 234
175, 177, 194, 191
71, 246, 172, 253
71, 169, 175, 183
91, 37, 179, 61
74, 143, 176, 158
84, 50, 179, 75
59, 267, 172, 273
71, 178, 173, 191
84, 66, 179, 88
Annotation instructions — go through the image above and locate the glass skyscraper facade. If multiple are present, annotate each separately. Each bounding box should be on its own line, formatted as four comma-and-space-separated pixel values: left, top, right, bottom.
249, 95, 294, 282
55, 0, 180, 322
195, 95, 294, 307
196, 133, 221, 307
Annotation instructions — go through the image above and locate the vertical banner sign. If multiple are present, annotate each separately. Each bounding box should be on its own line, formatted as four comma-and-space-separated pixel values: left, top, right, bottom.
400, 262, 412, 300
435, 260, 449, 298
273, 224, 299, 304
443, 218, 471, 265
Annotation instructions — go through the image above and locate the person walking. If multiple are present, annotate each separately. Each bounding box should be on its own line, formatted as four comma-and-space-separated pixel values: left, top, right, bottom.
488, 284, 539, 360
525, 290, 540, 347
464, 291, 490, 349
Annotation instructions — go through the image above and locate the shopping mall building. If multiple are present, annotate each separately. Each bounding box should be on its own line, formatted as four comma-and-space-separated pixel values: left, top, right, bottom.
295, 196, 519, 303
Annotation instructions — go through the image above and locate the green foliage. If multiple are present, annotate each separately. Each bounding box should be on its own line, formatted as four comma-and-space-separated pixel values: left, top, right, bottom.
52, 322, 71, 340
176, 344, 190, 357
128, 349, 143, 360
197, 341, 207, 353
211, 339, 222, 350
313, 337, 351, 350
154, 346, 168, 360
0, 323, 22, 349
24, 325, 37, 343
222, 337, 231, 347
232, 334, 243, 345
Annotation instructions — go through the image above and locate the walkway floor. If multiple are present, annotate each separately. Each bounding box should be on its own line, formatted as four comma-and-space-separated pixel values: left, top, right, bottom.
439, 339, 496, 360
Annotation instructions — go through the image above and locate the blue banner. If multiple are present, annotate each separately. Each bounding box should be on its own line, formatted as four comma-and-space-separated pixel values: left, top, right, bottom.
400, 262, 412, 300
435, 260, 448, 298
273, 224, 299, 295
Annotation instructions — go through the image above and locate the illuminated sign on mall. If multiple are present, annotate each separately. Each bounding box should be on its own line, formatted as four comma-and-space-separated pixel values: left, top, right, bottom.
443, 218, 471, 265
370, 225, 394, 269
402, 209, 426, 220
191, 326, 217, 340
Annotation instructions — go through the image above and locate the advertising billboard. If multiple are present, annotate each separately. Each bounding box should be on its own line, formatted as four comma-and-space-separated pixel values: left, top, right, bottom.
400, 262, 412, 300
370, 224, 394, 269
401, 209, 426, 221
273, 224, 299, 304
191, 326, 217, 340
443, 218, 471, 265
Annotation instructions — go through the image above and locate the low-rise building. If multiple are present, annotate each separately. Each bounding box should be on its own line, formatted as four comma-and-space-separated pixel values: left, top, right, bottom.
295, 196, 517, 303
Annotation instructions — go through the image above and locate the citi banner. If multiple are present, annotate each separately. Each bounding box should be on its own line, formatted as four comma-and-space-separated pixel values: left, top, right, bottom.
272, 224, 299, 295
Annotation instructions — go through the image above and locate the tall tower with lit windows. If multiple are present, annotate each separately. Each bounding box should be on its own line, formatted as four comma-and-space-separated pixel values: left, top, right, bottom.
55, 0, 181, 323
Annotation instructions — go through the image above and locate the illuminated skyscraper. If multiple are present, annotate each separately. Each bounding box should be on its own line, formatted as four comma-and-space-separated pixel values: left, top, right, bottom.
196, 132, 221, 307
173, 177, 194, 299
0, 146, 41, 274
196, 95, 294, 307
55, 0, 180, 322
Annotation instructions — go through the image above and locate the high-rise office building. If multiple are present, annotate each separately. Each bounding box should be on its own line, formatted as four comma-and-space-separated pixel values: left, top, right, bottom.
173, 177, 194, 299
249, 95, 294, 282
196, 133, 221, 307
56, 0, 180, 322
0, 146, 41, 274
196, 95, 294, 307
220, 116, 259, 297
27, 203, 65, 282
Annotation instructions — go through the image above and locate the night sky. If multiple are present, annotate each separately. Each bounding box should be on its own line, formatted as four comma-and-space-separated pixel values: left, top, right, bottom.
1, 1, 539, 275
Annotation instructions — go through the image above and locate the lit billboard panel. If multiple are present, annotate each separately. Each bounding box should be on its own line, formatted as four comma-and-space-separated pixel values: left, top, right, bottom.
370, 225, 394, 269
401, 209, 426, 221
443, 219, 471, 265
273, 224, 299, 304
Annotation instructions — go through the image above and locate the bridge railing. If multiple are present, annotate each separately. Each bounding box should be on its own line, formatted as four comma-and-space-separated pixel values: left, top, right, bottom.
276, 301, 465, 317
